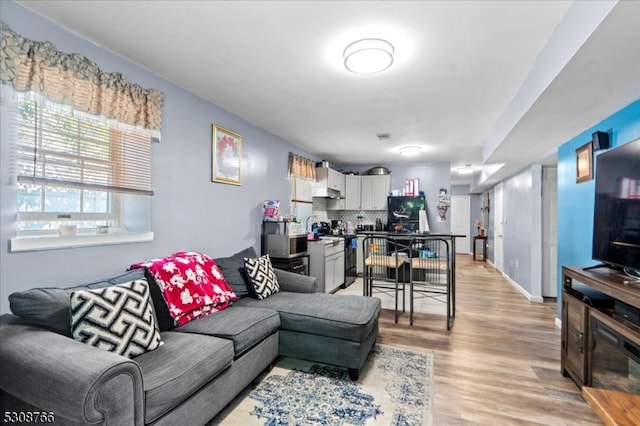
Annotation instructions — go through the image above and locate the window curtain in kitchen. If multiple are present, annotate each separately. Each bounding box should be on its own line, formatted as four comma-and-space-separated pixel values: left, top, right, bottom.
288, 152, 316, 180
0, 21, 164, 139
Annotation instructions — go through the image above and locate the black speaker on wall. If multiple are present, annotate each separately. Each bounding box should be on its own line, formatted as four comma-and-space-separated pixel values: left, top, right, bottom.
592, 131, 610, 151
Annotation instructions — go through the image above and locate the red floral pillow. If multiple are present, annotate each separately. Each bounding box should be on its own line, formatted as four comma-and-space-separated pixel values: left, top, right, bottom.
130, 251, 237, 326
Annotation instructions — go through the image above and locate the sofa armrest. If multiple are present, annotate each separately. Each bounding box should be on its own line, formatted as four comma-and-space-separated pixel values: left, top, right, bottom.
274, 269, 318, 293
0, 316, 144, 425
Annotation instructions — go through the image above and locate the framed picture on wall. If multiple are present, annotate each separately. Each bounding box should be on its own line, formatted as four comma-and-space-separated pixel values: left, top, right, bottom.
212, 125, 242, 185
576, 141, 593, 183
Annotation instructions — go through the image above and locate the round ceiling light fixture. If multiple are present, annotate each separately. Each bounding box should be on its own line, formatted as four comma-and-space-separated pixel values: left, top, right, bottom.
399, 146, 422, 157
457, 164, 475, 175
344, 38, 394, 74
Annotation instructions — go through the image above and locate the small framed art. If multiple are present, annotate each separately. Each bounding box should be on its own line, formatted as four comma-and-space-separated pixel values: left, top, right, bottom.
212, 125, 242, 185
576, 141, 593, 184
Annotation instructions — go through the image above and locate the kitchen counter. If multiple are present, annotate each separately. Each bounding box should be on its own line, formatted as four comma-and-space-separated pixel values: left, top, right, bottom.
356, 231, 466, 238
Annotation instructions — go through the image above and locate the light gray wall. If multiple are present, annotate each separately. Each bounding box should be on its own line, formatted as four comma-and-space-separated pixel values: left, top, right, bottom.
0, 2, 316, 313
384, 162, 451, 235
500, 165, 543, 300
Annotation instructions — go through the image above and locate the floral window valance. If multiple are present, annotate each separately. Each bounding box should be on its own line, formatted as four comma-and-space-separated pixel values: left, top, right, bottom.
289, 152, 316, 180
0, 21, 163, 138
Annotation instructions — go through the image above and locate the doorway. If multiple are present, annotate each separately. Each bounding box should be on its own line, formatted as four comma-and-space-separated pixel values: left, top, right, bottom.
450, 196, 470, 254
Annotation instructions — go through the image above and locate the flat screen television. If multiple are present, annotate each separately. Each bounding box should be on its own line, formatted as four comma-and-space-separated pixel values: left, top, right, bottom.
591, 138, 640, 275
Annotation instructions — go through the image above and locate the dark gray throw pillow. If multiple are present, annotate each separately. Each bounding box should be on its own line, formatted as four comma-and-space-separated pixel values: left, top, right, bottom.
8, 268, 147, 337
214, 246, 257, 298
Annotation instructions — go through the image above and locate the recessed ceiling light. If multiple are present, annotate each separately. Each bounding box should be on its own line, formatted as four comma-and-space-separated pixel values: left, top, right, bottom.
344, 38, 394, 74
457, 165, 474, 174
400, 146, 422, 157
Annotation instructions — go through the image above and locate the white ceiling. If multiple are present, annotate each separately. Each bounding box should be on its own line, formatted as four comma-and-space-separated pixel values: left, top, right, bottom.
15, 0, 640, 191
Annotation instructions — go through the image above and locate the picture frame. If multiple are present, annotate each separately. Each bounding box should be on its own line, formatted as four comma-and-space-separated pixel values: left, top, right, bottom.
212, 125, 242, 185
576, 141, 593, 183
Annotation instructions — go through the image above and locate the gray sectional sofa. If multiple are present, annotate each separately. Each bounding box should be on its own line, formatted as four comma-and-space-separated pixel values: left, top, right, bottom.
0, 247, 381, 425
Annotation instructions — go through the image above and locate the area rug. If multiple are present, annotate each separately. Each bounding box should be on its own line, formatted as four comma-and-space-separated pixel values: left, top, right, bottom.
209, 344, 434, 426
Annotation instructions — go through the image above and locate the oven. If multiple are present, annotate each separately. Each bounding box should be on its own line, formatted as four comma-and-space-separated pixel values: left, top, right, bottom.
344, 235, 357, 287
589, 309, 640, 395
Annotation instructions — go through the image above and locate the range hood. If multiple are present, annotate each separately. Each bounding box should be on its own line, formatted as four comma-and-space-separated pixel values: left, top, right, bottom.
312, 187, 340, 199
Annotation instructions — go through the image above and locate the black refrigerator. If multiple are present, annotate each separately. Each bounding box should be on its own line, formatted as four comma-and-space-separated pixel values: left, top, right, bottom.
387, 196, 426, 232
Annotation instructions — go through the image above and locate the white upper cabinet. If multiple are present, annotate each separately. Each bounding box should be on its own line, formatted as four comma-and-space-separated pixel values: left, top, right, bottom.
314, 167, 345, 197
344, 175, 362, 210
361, 175, 390, 210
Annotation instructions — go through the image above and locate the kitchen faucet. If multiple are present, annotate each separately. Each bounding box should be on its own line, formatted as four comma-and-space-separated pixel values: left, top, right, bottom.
306, 215, 319, 233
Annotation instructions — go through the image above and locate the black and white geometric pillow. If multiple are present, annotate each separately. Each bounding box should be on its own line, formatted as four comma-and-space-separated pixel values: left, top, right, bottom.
70, 279, 163, 358
243, 255, 280, 300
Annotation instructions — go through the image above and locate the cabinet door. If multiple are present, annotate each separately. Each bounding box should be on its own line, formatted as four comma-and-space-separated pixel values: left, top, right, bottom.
345, 175, 361, 210
362, 175, 390, 210
328, 169, 345, 193
324, 254, 334, 293
561, 290, 588, 384
325, 252, 345, 292
371, 175, 390, 209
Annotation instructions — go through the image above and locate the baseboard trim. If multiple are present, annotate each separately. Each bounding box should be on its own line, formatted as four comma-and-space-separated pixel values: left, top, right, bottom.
500, 271, 545, 303
555, 317, 562, 329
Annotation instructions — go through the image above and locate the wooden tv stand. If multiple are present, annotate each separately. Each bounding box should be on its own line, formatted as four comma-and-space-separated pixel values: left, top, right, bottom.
561, 265, 640, 387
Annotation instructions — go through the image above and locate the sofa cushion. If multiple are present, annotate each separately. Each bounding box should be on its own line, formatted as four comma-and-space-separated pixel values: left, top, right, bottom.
8, 269, 147, 337
135, 331, 234, 423
173, 306, 280, 356
70, 280, 163, 358
214, 246, 257, 297
235, 292, 381, 343
244, 255, 280, 300
129, 251, 238, 326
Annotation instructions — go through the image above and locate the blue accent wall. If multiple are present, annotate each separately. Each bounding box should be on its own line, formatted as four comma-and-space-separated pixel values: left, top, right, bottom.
556, 99, 640, 317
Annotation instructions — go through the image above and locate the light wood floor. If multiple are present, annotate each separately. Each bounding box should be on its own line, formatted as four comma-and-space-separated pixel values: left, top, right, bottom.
359, 254, 601, 425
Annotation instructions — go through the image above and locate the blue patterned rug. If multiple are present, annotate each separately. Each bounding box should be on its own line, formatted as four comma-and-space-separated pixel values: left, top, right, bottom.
210, 344, 434, 426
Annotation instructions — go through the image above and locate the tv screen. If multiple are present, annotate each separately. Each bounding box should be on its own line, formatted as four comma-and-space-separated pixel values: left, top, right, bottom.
592, 138, 640, 274
387, 196, 426, 231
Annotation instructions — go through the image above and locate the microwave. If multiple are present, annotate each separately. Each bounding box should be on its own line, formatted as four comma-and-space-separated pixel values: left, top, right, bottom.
264, 234, 308, 258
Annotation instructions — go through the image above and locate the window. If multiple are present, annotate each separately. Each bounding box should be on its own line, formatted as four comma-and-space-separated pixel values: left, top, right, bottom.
10, 92, 154, 251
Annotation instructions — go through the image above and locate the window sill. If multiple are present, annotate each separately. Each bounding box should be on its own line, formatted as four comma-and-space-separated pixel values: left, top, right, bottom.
10, 232, 154, 253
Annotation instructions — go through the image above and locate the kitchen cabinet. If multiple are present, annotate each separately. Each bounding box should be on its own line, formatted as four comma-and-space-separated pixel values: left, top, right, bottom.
308, 239, 345, 293
361, 175, 390, 210
344, 175, 362, 210
314, 167, 345, 197
328, 174, 361, 211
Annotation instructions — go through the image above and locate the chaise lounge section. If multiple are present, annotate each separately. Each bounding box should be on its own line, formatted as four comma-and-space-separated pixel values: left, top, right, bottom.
0, 247, 381, 425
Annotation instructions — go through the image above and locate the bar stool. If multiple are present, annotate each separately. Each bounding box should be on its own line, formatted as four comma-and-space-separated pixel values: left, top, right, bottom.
409, 237, 453, 329
362, 235, 409, 323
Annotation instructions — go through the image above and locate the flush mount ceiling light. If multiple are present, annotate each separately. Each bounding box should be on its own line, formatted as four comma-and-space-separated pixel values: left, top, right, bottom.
457, 164, 474, 175
400, 146, 422, 157
344, 38, 394, 74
